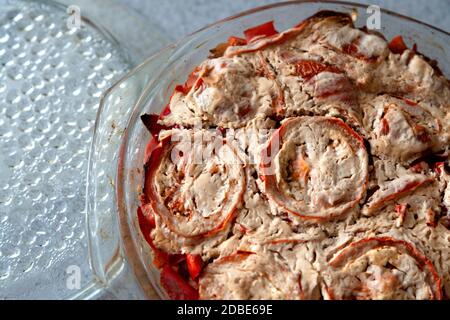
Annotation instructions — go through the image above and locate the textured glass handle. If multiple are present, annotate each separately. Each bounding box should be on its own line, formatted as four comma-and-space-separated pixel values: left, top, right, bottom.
85, 46, 175, 299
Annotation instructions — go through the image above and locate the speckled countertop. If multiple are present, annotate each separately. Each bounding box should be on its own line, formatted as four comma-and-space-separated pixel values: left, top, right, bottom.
117, 0, 450, 40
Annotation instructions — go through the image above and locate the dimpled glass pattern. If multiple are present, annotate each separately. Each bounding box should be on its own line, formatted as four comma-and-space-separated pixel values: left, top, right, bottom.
0, 0, 128, 298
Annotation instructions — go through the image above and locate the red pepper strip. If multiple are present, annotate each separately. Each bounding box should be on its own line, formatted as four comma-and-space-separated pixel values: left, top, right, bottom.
402, 98, 418, 106
243, 21, 278, 43
160, 265, 199, 300
410, 161, 428, 173
342, 42, 359, 56
141, 114, 169, 138
140, 113, 173, 164
137, 206, 169, 268
161, 84, 187, 120
138, 203, 190, 270
295, 60, 341, 80
209, 37, 247, 58
236, 222, 248, 234
433, 162, 445, 175
368, 178, 434, 213
414, 124, 431, 143
175, 67, 203, 95
388, 35, 408, 54
213, 251, 255, 265
174, 85, 186, 94
186, 254, 203, 280
266, 239, 306, 245
395, 204, 407, 226
143, 139, 165, 204
426, 208, 437, 228
137, 206, 154, 244
159, 104, 171, 120
143, 136, 159, 165
185, 67, 202, 91
140, 139, 174, 269
379, 118, 390, 136
139, 203, 156, 229
169, 254, 187, 266
228, 36, 247, 46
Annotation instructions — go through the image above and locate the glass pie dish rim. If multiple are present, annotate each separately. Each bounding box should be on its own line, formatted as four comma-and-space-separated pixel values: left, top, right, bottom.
109, 0, 450, 300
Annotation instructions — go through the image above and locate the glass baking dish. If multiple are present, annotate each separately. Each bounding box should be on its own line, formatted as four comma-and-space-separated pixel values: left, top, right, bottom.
106, 1, 450, 299
0, 0, 168, 299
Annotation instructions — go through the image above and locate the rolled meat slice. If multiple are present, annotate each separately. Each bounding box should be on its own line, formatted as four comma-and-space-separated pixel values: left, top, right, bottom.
199, 251, 304, 300
363, 173, 433, 215
367, 95, 443, 163
323, 25, 389, 62
159, 53, 283, 128
263, 52, 363, 125
326, 237, 442, 300
260, 116, 369, 220
143, 130, 245, 238
223, 11, 354, 58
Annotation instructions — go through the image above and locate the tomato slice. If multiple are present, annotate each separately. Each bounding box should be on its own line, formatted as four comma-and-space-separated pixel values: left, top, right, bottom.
243, 21, 278, 42
186, 254, 203, 280
160, 265, 199, 300
388, 35, 408, 54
